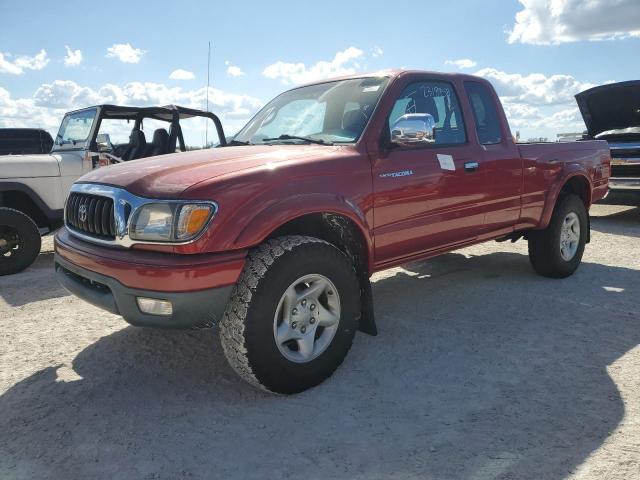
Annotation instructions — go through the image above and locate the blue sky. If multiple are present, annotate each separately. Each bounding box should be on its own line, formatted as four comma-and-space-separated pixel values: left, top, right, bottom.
1, 0, 639, 140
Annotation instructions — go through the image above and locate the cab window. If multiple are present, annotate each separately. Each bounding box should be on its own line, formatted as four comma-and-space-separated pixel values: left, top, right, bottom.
465, 81, 502, 145
388, 81, 466, 145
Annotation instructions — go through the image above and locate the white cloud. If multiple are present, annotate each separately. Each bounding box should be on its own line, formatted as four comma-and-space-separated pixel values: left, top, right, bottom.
445, 58, 477, 69
0, 54, 22, 75
473, 67, 593, 139
14, 49, 50, 70
0, 86, 63, 133
225, 61, 245, 77
508, 0, 640, 45
502, 99, 585, 137
64, 46, 82, 67
8, 79, 262, 136
169, 69, 195, 80
106, 43, 145, 63
0, 49, 49, 75
474, 67, 593, 105
372, 46, 384, 57
32, 80, 102, 108
32, 80, 262, 113
263, 46, 364, 84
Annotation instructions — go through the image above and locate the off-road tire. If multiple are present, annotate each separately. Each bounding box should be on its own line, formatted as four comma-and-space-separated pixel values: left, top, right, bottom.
0, 208, 42, 276
219, 235, 361, 394
528, 194, 588, 278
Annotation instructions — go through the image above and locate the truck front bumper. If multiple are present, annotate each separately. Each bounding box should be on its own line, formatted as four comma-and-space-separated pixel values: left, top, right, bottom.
54, 228, 246, 329
609, 177, 640, 191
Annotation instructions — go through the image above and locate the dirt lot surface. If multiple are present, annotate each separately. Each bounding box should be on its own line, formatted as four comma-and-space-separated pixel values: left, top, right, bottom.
1, 195, 639, 480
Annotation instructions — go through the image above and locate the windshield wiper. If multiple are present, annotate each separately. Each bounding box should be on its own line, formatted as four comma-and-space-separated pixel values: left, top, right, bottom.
55, 134, 72, 146
262, 134, 333, 146
227, 139, 252, 146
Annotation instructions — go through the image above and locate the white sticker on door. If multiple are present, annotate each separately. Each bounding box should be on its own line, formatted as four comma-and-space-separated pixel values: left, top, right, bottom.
437, 154, 455, 171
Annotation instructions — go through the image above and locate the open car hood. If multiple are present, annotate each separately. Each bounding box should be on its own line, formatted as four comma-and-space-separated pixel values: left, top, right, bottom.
576, 80, 640, 138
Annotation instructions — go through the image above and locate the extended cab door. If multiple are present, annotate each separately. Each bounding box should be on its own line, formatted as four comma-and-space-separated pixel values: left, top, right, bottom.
370, 77, 487, 265
463, 81, 523, 234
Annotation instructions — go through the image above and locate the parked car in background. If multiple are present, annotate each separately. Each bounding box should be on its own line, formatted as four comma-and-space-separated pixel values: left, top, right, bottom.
55, 70, 610, 394
0, 104, 225, 275
0, 128, 53, 155
576, 80, 640, 192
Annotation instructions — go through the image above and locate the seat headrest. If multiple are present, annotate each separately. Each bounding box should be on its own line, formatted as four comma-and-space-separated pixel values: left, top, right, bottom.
152, 128, 169, 145
406, 95, 439, 123
342, 109, 368, 133
129, 129, 146, 145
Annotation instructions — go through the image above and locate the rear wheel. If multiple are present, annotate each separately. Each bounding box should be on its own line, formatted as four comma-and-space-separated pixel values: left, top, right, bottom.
219, 235, 361, 394
528, 194, 587, 278
0, 208, 42, 276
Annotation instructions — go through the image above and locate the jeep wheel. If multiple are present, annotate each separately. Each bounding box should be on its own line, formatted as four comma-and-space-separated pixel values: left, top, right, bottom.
0, 208, 42, 276
219, 235, 361, 394
528, 194, 587, 278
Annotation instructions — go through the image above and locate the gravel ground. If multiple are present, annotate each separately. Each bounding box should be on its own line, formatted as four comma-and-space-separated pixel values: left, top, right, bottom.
1, 194, 639, 480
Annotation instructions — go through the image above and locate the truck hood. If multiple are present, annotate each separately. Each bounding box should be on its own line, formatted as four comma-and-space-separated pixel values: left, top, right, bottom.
78, 144, 340, 198
0, 153, 60, 179
576, 80, 640, 138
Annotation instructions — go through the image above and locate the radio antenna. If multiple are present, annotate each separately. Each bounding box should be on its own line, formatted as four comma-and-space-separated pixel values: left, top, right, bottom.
205, 41, 211, 147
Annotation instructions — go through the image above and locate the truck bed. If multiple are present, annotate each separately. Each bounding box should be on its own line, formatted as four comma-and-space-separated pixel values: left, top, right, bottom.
518, 139, 610, 205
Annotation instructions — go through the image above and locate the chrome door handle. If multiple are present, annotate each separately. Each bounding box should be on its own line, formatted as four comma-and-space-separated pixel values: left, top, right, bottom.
464, 161, 479, 172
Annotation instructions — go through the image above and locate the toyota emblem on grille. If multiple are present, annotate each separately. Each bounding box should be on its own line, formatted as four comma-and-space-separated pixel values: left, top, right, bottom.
78, 204, 88, 223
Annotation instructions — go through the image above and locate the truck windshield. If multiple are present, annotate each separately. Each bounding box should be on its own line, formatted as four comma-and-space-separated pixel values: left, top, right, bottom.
53, 108, 97, 150
233, 77, 390, 145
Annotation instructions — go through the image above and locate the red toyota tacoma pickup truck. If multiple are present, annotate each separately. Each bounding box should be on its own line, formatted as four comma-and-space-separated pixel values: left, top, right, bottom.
54, 70, 610, 393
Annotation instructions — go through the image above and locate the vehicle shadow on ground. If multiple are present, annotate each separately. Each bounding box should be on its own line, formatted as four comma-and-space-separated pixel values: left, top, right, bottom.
592, 193, 640, 238
598, 191, 640, 208
1, 252, 638, 479
0, 251, 69, 307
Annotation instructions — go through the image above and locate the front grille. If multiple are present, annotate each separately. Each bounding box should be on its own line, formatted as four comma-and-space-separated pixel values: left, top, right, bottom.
611, 164, 640, 178
610, 148, 640, 159
66, 192, 116, 239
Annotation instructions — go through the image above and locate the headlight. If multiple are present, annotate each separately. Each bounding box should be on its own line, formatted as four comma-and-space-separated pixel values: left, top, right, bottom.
129, 202, 215, 242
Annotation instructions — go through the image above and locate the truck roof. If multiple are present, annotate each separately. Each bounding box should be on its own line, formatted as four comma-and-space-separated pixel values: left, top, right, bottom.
295, 69, 488, 88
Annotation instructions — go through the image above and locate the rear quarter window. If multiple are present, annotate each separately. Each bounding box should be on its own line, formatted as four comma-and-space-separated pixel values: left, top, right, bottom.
465, 81, 502, 145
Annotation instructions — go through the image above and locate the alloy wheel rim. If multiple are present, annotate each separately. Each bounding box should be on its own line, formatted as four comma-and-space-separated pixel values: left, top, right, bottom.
0, 226, 23, 259
273, 273, 341, 363
559, 212, 580, 261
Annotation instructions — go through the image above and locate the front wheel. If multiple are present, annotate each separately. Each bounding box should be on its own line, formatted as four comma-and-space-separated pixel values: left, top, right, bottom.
219, 235, 361, 394
0, 208, 42, 276
528, 194, 588, 278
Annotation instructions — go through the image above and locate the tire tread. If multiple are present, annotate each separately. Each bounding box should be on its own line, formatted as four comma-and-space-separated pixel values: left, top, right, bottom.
0, 207, 41, 276
528, 194, 587, 278
219, 235, 338, 392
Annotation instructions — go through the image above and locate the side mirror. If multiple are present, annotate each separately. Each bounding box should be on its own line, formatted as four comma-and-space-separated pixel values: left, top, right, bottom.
390, 113, 436, 146
96, 133, 113, 152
